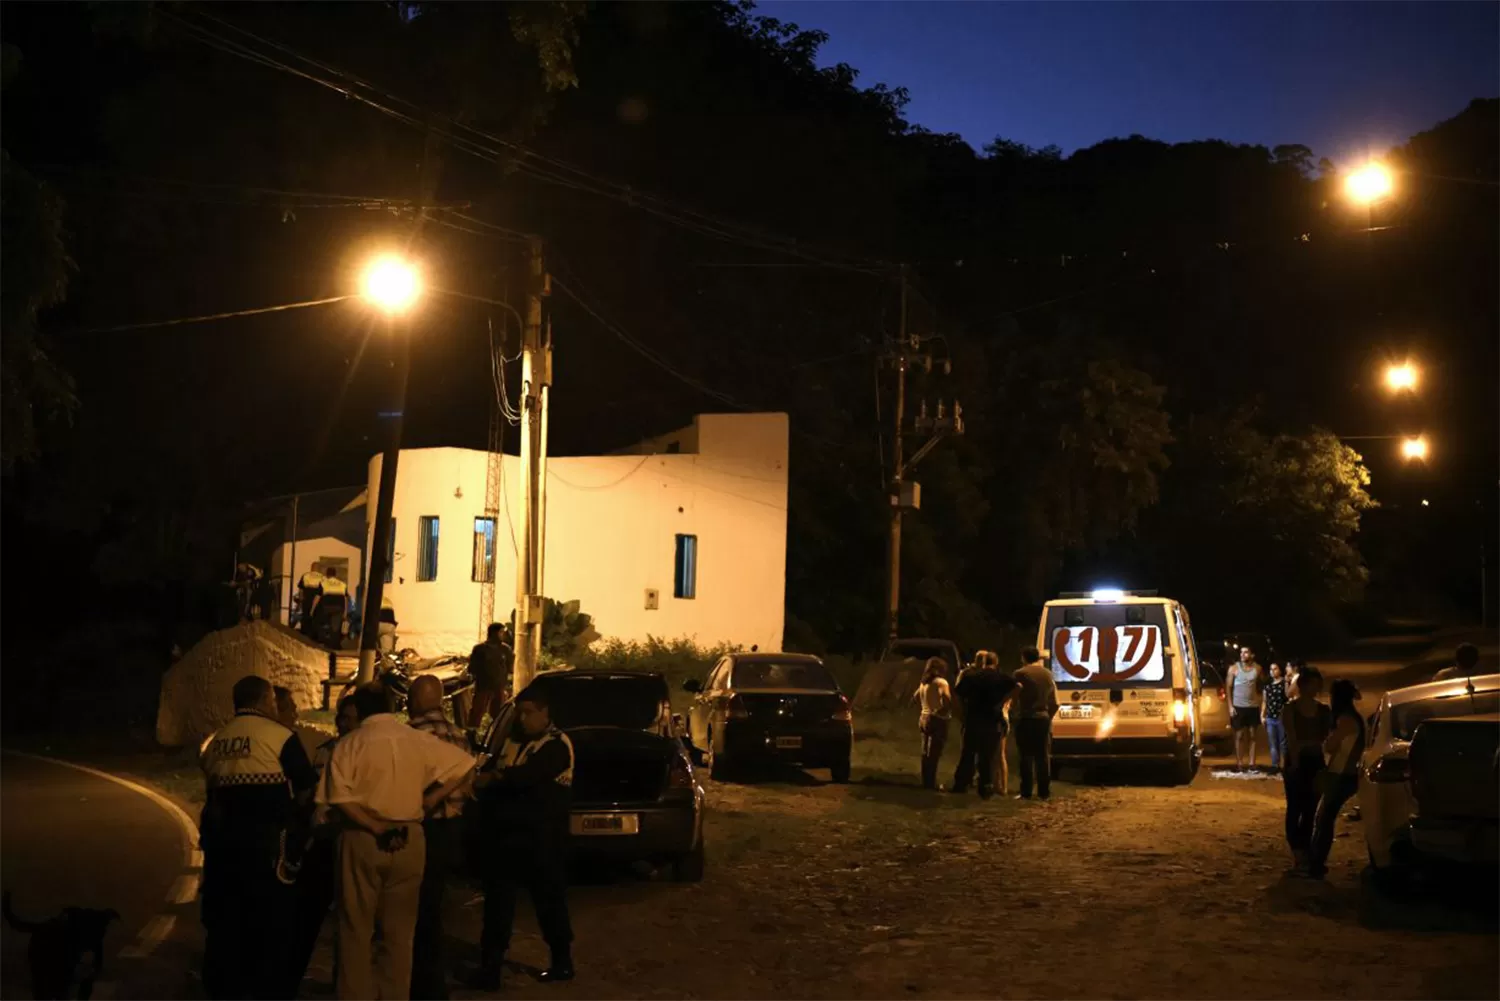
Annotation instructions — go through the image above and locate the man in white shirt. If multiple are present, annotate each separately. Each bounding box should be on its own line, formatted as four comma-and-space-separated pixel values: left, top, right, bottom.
317, 684, 475, 1001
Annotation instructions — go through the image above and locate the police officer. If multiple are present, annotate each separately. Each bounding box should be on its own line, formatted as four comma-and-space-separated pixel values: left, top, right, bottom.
314, 568, 349, 645
296, 568, 325, 636
469, 687, 575, 989
233, 563, 263, 622
199, 675, 318, 999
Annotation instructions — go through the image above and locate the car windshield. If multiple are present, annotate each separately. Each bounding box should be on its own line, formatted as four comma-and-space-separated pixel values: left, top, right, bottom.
732, 661, 837, 691
1394, 690, 1500, 740
534, 674, 667, 731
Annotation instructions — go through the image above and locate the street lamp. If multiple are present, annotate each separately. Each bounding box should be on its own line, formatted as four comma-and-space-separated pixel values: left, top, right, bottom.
355, 252, 423, 682
1401, 435, 1429, 461
1346, 162, 1394, 205
360, 254, 423, 314
1384, 361, 1419, 393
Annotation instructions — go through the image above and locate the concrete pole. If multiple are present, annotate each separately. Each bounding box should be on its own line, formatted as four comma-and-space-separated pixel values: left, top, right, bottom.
513, 236, 546, 694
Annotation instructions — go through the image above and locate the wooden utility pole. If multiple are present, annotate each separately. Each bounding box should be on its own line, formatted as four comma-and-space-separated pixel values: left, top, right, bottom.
883, 265, 964, 641
513, 236, 551, 693
357, 323, 411, 682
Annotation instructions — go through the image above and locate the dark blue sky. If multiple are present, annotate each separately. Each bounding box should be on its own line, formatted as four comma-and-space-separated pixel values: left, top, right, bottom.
753, 1, 1498, 162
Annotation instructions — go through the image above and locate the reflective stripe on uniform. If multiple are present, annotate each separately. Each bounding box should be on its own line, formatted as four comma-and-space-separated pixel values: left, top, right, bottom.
201, 711, 294, 791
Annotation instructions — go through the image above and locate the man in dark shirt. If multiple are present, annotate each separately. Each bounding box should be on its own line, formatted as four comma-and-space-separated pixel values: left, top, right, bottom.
469, 686, 575, 989
466, 622, 514, 728
951, 652, 1018, 799
199, 675, 318, 999
1011, 646, 1060, 800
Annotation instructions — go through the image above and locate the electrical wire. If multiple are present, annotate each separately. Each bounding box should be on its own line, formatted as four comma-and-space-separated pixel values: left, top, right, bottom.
76, 295, 351, 334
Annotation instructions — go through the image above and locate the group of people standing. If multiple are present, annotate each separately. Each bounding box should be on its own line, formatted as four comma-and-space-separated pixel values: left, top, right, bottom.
913, 646, 1060, 800
197, 646, 577, 1000
1221, 646, 1365, 879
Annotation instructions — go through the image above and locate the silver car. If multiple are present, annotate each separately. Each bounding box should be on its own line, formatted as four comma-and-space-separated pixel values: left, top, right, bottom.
1197, 661, 1233, 747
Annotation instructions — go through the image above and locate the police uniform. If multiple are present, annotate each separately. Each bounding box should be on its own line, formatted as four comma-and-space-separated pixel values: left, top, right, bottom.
475, 724, 575, 979
313, 574, 348, 644
296, 570, 324, 635
199, 708, 318, 999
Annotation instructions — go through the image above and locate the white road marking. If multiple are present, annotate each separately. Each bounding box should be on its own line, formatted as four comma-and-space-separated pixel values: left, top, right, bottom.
2, 750, 202, 962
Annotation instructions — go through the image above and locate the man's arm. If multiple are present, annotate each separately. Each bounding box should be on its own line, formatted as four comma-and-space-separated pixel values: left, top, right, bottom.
279, 732, 319, 804
495, 736, 572, 790
424, 768, 476, 815
337, 801, 393, 837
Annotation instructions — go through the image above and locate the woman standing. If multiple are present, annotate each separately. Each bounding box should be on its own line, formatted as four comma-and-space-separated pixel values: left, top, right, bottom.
913, 657, 953, 790
1279, 666, 1330, 873
1307, 679, 1364, 878
1262, 663, 1289, 770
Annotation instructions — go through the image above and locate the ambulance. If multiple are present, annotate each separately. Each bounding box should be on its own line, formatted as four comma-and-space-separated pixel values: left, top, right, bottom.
1035, 589, 1204, 784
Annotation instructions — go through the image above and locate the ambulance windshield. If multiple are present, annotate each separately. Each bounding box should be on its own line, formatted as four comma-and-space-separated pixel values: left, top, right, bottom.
1044, 603, 1172, 688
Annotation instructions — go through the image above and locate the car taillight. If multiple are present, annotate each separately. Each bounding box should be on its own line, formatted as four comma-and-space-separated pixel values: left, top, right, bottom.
1218, 687, 1226, 702
1172, 699, 1188, 724
832, 694, 852, 722
727, 694, 749, 719
1368, 756, 1409, 783
668, 752, 693, 790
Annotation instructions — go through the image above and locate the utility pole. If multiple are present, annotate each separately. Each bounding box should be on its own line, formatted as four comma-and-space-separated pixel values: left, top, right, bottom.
513, 236, 551, 693
883, 266, 963, 640
357, 323, 411, 682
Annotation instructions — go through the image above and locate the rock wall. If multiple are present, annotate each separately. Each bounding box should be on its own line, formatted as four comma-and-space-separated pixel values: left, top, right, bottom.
156, 620, 331, 748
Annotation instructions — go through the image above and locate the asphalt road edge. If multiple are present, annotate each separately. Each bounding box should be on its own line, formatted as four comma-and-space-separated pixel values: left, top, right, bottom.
1, 750, 202, 982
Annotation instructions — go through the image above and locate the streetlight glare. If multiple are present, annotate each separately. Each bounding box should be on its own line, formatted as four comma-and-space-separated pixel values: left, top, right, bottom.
361, 254, 423, 314
1401, 436, 1429, 461
1345, 162, 1394, 205
1384, 362, 1419, 392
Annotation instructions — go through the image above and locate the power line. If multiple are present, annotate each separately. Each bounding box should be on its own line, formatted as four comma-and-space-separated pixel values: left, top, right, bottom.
75, 295, 351, 334
163, 7, 895, 276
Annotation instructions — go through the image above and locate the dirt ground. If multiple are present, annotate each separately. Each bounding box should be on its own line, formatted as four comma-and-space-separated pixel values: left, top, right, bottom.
358, 748, 1497, 1001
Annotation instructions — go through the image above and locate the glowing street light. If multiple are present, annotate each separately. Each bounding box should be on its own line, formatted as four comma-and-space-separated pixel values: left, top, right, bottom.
1384, 361, 1419, 393
1345, 162, 1394, 205
360, 254, 423, 314
1401, 436, 1429, 461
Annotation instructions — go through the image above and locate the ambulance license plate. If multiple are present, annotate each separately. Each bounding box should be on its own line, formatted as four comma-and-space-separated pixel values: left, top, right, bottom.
572, 813, 639, 836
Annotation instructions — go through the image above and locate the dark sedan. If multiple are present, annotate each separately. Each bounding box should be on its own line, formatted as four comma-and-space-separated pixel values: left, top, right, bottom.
481, 669, 706, 881
684, 652, 853, 782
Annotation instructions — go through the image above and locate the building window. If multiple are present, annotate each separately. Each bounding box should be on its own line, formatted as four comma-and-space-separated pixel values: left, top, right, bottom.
472, 517, 496, 582
674, 534, 697, 599
384, 519, 396, 583
417, 516, 440, 581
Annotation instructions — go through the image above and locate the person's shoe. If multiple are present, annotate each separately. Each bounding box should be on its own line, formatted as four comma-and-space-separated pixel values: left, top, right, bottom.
463, 965, 502, 991
537, 964, 575, 984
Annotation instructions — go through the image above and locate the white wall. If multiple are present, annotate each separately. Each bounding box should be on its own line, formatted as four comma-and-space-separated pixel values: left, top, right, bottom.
366, 413, 789, 657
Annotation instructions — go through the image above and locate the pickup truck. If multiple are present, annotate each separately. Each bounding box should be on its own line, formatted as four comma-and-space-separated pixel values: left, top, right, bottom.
1407, 711, 1499, 869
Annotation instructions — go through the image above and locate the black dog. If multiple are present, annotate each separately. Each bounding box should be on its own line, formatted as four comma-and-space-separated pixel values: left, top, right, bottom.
2, 891, 119, 1000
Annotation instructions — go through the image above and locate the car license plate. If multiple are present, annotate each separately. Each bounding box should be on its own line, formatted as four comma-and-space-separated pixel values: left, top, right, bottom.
571, 813, 640, 836
1059, 705, 1094, 719
775, 736, 803, 749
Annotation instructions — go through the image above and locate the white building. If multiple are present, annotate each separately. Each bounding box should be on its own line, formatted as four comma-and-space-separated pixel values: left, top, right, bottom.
366, 412, 789, 657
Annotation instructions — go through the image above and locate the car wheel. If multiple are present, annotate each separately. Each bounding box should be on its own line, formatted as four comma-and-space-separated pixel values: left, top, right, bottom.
707, 730, 731, 780
1172, 748, 1197, 786
829, 758, 851, 784
1367, 848, 1409, 895
672, 840, 706, 883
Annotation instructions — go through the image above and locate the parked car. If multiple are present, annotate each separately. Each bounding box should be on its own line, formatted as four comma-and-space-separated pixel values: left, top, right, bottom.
1358, 673, 1499, 877
1196, 661, 1233, 747
1408, 712, 1499, 868
481, 669, 706, 881
684, 652, 853, 782
881, 638, 963, 678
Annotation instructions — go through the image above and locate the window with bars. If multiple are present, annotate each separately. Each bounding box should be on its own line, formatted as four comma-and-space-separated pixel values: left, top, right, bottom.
472, 516, 496, 582
674, 534, 697, 599
417, 516, 440, 581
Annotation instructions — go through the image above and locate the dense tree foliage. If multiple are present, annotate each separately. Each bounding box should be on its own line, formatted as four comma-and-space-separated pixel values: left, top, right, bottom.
1, 1, 1493, 673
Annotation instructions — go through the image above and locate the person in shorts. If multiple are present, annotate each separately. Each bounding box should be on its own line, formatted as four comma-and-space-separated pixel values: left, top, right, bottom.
1225, 646, 1263, 771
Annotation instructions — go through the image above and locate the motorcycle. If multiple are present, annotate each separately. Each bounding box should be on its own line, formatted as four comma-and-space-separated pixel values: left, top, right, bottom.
376, 647, 474, 714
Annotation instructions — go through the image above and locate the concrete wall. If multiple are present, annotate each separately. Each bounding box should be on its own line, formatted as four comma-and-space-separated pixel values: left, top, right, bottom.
367, 413, 789, 657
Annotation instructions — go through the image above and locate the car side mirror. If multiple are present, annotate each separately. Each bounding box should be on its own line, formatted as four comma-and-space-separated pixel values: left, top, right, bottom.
683, 679, 703, 694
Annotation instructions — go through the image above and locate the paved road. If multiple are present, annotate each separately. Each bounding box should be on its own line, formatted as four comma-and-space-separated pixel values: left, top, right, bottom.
0, 752, 198, 999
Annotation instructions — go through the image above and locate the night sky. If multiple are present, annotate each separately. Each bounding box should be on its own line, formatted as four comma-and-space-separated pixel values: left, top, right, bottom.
754, 1, 1499, 159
